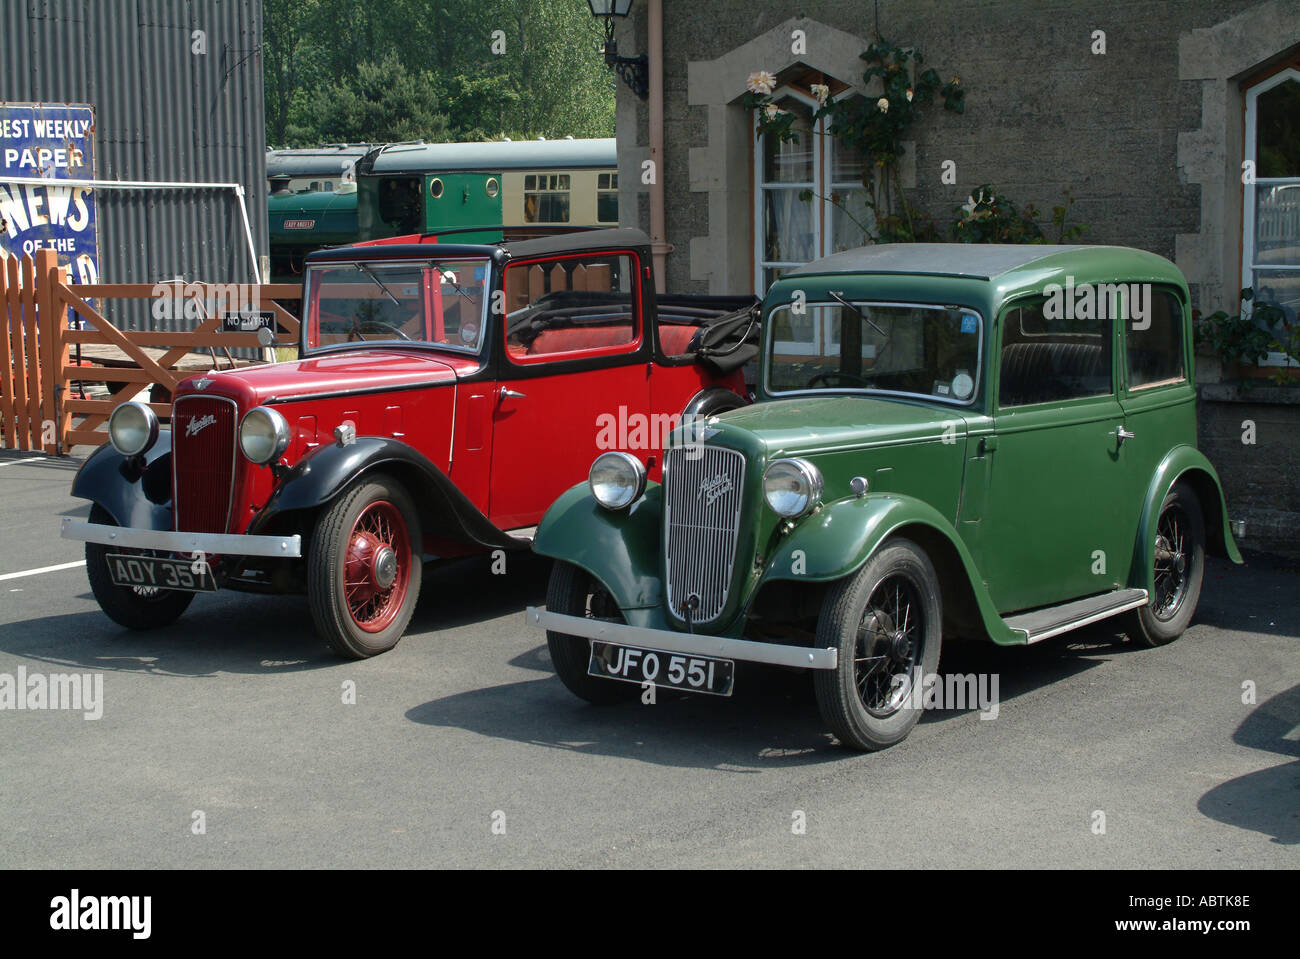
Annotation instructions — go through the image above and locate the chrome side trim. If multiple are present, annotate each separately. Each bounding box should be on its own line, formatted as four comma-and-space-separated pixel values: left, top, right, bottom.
61, 519, 301, 558
526, 606, 838, 670
1005, 589, 1150, 644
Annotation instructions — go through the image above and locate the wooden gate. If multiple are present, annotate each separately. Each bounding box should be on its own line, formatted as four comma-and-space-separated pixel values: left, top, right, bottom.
1, 248, 300, 453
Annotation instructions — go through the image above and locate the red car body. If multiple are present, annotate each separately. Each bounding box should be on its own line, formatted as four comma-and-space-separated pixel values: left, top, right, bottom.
63, 228, 757, 657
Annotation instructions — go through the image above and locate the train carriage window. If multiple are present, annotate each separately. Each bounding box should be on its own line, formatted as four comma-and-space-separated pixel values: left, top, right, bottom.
597, 172, 619, 223
523, 173, 571, 223
503, 254, 639, 362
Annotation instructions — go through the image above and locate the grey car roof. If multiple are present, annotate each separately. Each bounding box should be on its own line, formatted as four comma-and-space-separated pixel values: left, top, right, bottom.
787, 243, 1104, 280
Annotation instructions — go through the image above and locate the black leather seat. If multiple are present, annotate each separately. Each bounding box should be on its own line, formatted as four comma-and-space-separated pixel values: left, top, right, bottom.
999, 341, 1108, 406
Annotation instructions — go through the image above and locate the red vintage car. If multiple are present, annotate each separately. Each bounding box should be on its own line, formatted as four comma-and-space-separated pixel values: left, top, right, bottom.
61, 228, 757, 657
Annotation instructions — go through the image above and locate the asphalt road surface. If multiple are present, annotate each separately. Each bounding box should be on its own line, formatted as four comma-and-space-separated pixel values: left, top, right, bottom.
1, 449, 1296, 868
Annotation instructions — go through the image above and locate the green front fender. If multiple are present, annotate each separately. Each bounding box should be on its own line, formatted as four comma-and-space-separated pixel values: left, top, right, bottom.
533, 481, 669, 625
758, 494, 1024, 645
1132, 445, 1243, 594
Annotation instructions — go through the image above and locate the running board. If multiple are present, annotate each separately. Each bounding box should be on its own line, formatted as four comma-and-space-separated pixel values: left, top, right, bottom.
1003, 588, 1149, 644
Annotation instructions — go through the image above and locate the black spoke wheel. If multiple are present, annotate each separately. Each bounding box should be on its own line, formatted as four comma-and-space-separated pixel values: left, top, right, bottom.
814, 538, 942, 751
545, 561, 638, 705
1124, 483, 1205, 647
84, 504, 195, 630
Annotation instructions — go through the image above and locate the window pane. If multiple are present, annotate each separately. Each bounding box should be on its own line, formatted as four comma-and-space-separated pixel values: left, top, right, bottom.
504, 254, 637, 361
1254, 182, 1300, 265
829, 188, 872, 253
762, 101, 814, 183
1127, 291, 1185, 389
597, 191, 619, 223
1257, 78, 1300, 178
831, 131, 867, 185
1251, 268, 1300, 325
763, 189, 815, 262
999, 301, 1112, 407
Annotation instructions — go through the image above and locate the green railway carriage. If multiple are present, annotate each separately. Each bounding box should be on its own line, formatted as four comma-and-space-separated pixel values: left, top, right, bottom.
267, 138, 618, 283
355, 137, 618, 243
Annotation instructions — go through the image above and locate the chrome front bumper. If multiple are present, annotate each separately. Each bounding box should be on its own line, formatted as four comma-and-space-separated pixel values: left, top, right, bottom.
61, 519, 301, 558
525, 606, 838, 670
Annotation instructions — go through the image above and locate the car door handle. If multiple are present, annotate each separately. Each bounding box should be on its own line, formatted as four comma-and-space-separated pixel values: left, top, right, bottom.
499, 388, 526, 401
1116, 427, 1135, 444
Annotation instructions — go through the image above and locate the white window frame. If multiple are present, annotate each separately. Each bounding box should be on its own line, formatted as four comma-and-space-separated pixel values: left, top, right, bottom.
753, 86, 873, 358
1241, 66, 1300, 367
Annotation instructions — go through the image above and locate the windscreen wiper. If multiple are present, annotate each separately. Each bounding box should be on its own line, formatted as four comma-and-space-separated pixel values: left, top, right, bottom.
355, 263, 400, 306
828, 290, 886, 337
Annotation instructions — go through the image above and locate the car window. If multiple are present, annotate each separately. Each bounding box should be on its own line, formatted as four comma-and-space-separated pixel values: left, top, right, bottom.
1127, 289, 1186, 389
503, 253, 639, 363
765, 302, 981, 403
306, 259, 489, 352
999, 299, 1112, 407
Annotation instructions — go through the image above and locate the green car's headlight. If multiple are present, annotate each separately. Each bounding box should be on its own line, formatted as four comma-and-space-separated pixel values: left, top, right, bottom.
239, 406, 291, 464
763, 457, 823, 518
107, 401, 159, 457
589, 451, 646, 511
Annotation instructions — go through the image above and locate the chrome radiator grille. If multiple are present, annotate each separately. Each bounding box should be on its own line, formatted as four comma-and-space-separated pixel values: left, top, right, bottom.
171, 395, 238, 534
663, 445, 746, 624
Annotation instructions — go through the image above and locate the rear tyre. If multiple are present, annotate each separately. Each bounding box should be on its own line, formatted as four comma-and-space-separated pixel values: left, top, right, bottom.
84, 504, 194, 630
1124, 484, 1205, 647
813, 539, 942, 751
308, 474, 422, 659
545, 561, 638, 705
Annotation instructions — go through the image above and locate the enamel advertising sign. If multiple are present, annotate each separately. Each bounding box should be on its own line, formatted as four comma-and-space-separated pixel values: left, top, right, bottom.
0, 102, 99, 286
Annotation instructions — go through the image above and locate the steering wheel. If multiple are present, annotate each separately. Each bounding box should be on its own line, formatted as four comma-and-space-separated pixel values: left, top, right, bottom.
808, 371, 872, 389
348, 317, 413, 342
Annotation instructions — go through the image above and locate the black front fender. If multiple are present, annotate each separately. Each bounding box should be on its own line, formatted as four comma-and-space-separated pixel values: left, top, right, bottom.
69, 431, 173, 530
248, 436, 526, 551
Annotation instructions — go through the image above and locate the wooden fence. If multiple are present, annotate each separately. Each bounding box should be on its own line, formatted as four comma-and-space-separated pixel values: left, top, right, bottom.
1, 248, 299, 453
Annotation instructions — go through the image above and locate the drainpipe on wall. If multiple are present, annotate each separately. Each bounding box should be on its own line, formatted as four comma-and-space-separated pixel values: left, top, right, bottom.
647, 0, 668, 293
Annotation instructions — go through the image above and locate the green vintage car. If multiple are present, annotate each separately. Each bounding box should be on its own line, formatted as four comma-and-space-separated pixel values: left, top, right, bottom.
526, 244, 1243, 750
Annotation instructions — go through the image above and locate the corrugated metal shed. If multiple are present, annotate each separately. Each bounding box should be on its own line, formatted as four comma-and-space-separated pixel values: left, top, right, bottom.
3, 0, 267, 331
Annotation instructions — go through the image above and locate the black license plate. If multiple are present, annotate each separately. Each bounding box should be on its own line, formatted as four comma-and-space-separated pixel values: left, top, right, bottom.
106, 554, 218, 593
588, 641, 734, 697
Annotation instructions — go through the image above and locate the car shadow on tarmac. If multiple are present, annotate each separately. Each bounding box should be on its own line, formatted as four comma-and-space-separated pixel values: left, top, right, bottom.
1197, 684, 1300, 846
404, 625, 1121, 769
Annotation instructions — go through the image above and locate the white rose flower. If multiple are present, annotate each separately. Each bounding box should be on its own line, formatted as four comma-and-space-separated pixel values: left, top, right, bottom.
763, 103, 781, 120
906, 88, 914, 102
810, 83, 830, 105
877, 97, 890, 113
747, 71, 777, 96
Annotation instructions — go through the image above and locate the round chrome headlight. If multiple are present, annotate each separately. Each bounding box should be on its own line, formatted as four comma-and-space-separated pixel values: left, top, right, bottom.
763, 458, 823, 518
589, 451, 646, 511
107, 401, 159, 457
239, 406, 291, 464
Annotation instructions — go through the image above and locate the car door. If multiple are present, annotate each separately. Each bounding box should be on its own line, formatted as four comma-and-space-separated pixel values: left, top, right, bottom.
1116, 285, 1198, 579
487, 250, 650, 531
979, 296, 1130, 613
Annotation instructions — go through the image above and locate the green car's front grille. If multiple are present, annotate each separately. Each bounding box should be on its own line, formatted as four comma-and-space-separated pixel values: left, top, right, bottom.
663, 445, 747, 625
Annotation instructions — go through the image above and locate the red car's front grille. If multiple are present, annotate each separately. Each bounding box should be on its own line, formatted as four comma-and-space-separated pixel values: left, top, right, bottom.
172, 395, 239, 533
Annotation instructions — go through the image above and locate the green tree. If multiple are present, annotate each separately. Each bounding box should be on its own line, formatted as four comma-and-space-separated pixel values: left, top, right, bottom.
263, 0, 615, 147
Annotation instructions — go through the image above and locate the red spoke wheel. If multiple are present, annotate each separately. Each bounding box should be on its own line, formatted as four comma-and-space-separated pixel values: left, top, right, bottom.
308, 474, 422, 658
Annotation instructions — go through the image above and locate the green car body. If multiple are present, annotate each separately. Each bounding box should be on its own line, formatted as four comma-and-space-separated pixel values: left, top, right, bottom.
529, 243, 1242, 749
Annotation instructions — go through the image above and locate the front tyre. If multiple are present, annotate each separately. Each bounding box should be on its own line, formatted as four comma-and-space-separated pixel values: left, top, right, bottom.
308, 474, 422, 659
1124, 483, 1205, 647
545, 561, 638, 705
84, 504, 195, 629
813, 538, 942, 751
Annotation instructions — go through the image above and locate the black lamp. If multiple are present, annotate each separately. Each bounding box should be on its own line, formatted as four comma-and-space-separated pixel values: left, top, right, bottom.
587, 0, 648, 100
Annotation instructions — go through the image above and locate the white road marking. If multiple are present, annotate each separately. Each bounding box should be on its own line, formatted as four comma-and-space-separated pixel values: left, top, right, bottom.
0, 560, 87, 581
0, 456, 46, 467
